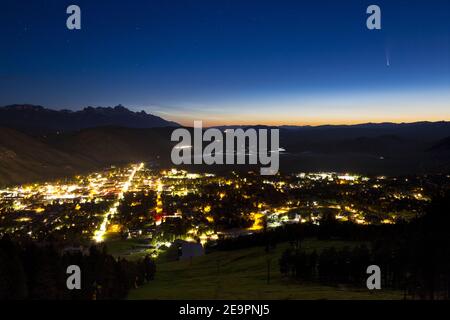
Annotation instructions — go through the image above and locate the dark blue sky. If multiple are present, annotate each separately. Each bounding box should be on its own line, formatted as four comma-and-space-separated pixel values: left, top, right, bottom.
1, 0, 449, 125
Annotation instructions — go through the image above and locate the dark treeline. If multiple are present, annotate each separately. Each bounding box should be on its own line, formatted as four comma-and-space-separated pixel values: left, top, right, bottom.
209, 221, 407, 252
210, 194, 450, 300
279, 244, 371, 286
0, 237, 156, 300
280, 194, 450, 299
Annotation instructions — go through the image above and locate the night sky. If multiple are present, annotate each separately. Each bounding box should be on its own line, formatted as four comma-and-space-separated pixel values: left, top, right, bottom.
0, 0, 449, 126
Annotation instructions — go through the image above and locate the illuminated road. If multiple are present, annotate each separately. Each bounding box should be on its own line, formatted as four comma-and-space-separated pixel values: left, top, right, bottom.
93, 163, 144, 242
153, 178, 164, 226
156, 179, 163, 214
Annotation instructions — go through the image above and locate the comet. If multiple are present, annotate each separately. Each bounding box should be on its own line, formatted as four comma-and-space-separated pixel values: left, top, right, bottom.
385, 48, 390, 67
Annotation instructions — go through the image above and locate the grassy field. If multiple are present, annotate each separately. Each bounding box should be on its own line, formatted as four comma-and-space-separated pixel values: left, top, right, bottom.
128, 239, 402, 300
103, 236, 156, 261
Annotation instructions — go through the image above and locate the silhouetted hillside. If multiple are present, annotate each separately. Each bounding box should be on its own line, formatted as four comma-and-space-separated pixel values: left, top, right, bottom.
0, 126, 174, 185
43, 126, 174, 165
1, 121, 450, 186
429, 136, 450, 152
277, 123, 450, 175
0, 127, 97, 185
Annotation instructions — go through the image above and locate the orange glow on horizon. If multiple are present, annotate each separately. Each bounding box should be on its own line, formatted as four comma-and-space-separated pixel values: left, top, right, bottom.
153, 90, 450, 127
172, 115, 449, 128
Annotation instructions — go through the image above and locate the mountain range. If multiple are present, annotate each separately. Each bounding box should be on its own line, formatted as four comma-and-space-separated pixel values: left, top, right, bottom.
0, 104, 179, 133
